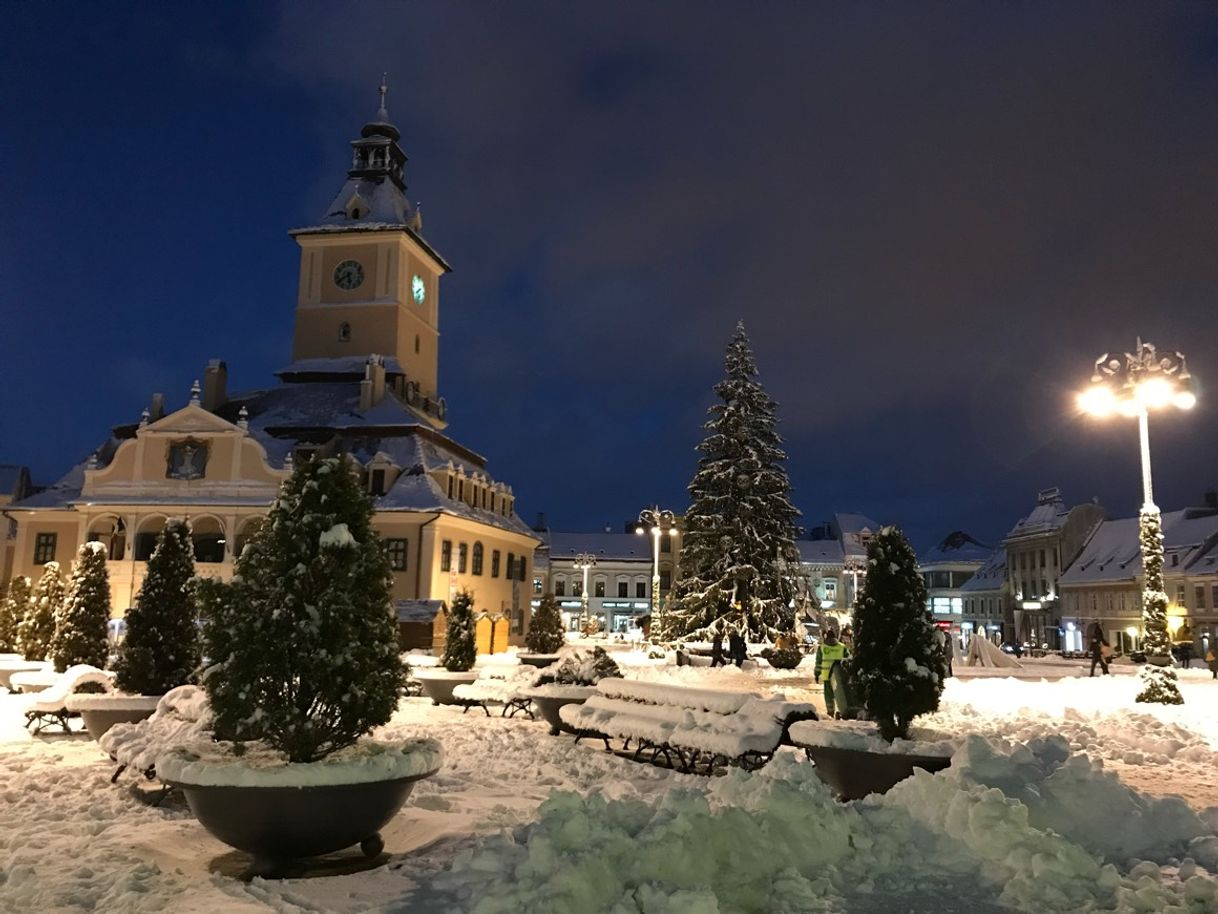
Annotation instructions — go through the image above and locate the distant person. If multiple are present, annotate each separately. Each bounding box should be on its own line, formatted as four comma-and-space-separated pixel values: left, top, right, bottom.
942, 631, 955, 677
728, 630, 747, 668
710, 629, 727, 668
814, 629, 849, 718
1088, 621, 1110, 677
1207, 645, 1218, 680
840, 625, 854, 652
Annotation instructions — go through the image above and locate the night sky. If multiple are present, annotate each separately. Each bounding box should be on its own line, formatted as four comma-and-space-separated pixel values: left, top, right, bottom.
3, 2, 1217, 550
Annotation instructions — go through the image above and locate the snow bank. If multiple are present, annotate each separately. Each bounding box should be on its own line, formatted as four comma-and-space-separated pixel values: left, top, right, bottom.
158, 737, 444, 788
788, 719, 956, 757
100, 685, 212, 773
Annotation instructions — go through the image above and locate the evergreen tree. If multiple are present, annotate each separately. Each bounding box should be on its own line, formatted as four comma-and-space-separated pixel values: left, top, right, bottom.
848, 526, 947, 741
50, 542, 112, 672
668, 323, 801, 641
1136, 506, 1183, 704
442, 589, 477, 672
200, 457, 405, 763
18, 562, 65, 661
525, 592, 565, 654
0, 576, 30, 653
114, 521, 199, 695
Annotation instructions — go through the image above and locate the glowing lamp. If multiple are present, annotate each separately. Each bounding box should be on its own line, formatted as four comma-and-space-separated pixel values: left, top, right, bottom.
1135, 377, 1174, 409
1174, 390, 1197, 410
1077, 385, 1115, 417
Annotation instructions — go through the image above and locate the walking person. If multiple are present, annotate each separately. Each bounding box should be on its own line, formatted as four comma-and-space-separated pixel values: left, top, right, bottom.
728, 629, 747, 668
1206, 643, 1218, 680
814, 629, 849, 718
710, 628, 727, 668
1088, 621, 1110, 677
943, 630, 955, 678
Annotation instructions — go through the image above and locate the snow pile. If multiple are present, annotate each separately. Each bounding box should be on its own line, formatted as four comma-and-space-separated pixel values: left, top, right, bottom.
100, 685, 213, 773
158, 736, 444, 788
789, 719, 956, 757
21, 664, 113, 712
439, 739, 1218, 913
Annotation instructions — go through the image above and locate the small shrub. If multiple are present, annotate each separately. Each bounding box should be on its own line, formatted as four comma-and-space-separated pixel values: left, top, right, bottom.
537, 647, 621, 686
441, 590, 477, 672
525, 593, 565, 654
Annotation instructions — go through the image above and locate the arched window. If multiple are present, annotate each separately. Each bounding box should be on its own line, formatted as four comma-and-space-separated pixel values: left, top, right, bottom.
554, 577, 566, 596
338, 322, 351, 342
472, 542, 484, 575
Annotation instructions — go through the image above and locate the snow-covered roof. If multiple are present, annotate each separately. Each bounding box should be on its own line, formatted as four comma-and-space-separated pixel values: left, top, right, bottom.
919, 531, 993, 567
376, 470, 535, 537
9, 437, 124, 510
959, 549, 1008, 593
1005, 493, 1070, 539
275, 356, 405, 379
796, 539, 845, 565
1059, 509, 1218, 586
547, 532, 654, 562
224, 383, 430, 446
835, 513, 880, 536
395, 599, 444, 623
0, 465, 30, 500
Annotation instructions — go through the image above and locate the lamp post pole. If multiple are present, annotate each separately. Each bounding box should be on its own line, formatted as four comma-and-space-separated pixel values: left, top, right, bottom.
574, 552, 596, 634
1078, 338, 1195, 705
637, 507, 677, 642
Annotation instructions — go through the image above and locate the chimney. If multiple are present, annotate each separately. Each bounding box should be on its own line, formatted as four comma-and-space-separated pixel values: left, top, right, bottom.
360, 355, 386, 411
203, 359, 228, 412
149, 393, 165, 422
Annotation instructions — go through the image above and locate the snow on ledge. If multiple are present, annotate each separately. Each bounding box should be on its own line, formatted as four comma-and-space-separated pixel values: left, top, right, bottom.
414, 669, 479, 680
789, 720, 956, 757
524, 684, 596, 700
65, 694, 161, 712
157, 737, 444, 788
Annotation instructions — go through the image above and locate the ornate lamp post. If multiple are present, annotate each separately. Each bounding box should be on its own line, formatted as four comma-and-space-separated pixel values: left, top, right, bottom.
573, 552, 597, 634
636, 507, 678, 641
1077, 338, 1195, 705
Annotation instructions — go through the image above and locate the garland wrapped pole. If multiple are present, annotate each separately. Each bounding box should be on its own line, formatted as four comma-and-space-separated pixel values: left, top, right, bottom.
1078, 338, 1195, 705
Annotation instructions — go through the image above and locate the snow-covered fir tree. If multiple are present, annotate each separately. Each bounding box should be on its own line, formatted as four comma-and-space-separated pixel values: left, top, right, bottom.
668, 323, 801, 642
1136, 506, 1183, 704
848, 526, 947, 741
50, 542, 111, 672
200, 457, 405, 763
113, 521, 199, 695
18, 562, 65, 661
442, 590, 477, 672
525, 592, 565, 654
0, 576, 30, 653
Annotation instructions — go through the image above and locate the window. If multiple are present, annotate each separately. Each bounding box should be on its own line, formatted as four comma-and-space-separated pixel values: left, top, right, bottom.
636, 581, 646, 598
518, 558, 527, 582
1176, 584, 1186, 606
458, 543, 468, 573
458, 479, 464, 502
618, 581, 628, 598
491, 549, 501, 578
660, 533, 672, 554
506, 552, 516, 580
441, 540, 452, 572
385, 538, 408, 571
134, 532, 158, 562
554, 578, 566, 596
33, 532, 57, 565
1171, 553, 1179, 567
595, 581, 605, 598
532, 577, 543, 595
572, 578, 583, 598
1212, 584, 1218, 611
338, 322, 351, 342
1039, 549, 1045, 568
370, 468, 386, 496
447, 476, 454, 499
471, 542, 484, 575
659, 569, 671, 591
1195, 584, 1205, 610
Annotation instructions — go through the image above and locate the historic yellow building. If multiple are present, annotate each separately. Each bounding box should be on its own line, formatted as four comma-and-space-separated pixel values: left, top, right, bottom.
5, 86, 539, 648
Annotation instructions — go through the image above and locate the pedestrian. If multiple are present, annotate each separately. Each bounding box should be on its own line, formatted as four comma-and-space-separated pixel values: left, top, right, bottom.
1087, 621, 1110, 677
943, 630, 955, 677
728, 629, 747, 668
840, 625, 854, 653
814, 628, 849, 719
710, 628, 726, 668
1207, 645, 1218, 680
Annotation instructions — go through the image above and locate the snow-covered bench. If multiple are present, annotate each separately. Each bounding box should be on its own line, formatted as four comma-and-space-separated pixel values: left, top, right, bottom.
21, 664, 115, 734
452, 664, 537, 719
100, 685, 211, 797
558, 678, 817, 774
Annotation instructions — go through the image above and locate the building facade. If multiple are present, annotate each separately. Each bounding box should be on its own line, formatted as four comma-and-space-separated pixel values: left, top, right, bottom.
958, 549, 1010, 645
917, 531, 993, 647
5, 90, 539, 649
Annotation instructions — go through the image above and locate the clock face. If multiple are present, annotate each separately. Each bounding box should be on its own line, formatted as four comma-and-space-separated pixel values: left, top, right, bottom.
334, 260, 365, 291
411, 274, 426, 305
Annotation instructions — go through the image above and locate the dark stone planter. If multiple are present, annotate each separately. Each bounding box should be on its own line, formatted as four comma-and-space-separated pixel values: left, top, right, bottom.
168, 768, 438, 879
804, 744, 951, 801
518, 654, 562, 669
414, 671, 479, 705
528, 690, 593, 735
78, 705, 158, 742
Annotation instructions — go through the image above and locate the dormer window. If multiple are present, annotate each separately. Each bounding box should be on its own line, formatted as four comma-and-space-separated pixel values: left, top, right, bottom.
338, 322, 351, 342
350, 207, 362, 219
370, 468, 386, 496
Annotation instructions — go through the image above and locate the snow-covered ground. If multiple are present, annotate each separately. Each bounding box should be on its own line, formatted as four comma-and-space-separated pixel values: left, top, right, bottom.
3, 663, 1218, 912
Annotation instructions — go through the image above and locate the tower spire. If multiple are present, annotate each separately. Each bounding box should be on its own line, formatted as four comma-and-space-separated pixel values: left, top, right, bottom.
377, 72, 389, 122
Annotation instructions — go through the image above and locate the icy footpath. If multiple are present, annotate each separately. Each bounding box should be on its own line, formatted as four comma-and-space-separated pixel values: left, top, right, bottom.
434, 736, 1218, 914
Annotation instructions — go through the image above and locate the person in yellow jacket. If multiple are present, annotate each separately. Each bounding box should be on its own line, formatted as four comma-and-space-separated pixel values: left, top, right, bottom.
814, 629, 849, 718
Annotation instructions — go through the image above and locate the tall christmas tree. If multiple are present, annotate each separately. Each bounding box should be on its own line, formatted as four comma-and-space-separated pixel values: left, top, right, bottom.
442, 590, 477, 672
114, 521, 199, 695
50, 542, 112, 672
0, 576, 30, 653
525, 592, 565, 654
200, 457, 406, 762
668, 323, 801, 641
848, 526, 947, 741
18, 562, 65, 661
1136, 506, 1183, 704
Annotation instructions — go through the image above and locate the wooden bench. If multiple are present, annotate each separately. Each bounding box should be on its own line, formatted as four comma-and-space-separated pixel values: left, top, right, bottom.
20, 664, 115, 734
100, 685, 210, 804
451, 666, 537, 720
558, 678, 816, 774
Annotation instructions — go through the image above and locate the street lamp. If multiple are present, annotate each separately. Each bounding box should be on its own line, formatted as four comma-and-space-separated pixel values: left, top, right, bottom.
1077, 338, 1195, 704
573, 552, 597, 634
636, 506, 678, 641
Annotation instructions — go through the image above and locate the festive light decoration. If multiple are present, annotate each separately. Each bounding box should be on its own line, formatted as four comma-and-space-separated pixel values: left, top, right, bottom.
636, 507, 678, 641
574, 552, 598, 633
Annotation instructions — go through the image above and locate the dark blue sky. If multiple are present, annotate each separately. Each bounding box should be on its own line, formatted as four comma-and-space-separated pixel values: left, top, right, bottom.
3, 2, 1217, 550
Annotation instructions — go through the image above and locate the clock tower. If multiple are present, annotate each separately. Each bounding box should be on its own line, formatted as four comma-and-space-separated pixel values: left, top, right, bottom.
288, 79, 451, 420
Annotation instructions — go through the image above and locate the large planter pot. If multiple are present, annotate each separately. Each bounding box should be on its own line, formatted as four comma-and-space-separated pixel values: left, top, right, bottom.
413, 669, 479, 705
518, 653, 562, 669
526, 686, 595, 735
8, 669, 58, 693
65, 694, 160, 742
0, 661, 51, 691
803, 744, 951, 801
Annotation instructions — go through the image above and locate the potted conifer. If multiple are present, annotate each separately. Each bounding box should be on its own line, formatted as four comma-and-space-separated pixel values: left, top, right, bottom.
50, 542, 111, 671
156, 457, 441, 878
526, 646, 621, 735
70, 523, 199, 741
519, 592, 565, 667
796, 526, 953, 800
414, 590, 480, 705
0, 577, 31, 671
1, 564, 64, 690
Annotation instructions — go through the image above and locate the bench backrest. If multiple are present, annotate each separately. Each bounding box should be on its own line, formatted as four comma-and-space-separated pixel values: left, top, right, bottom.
595, 678, 759, 714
